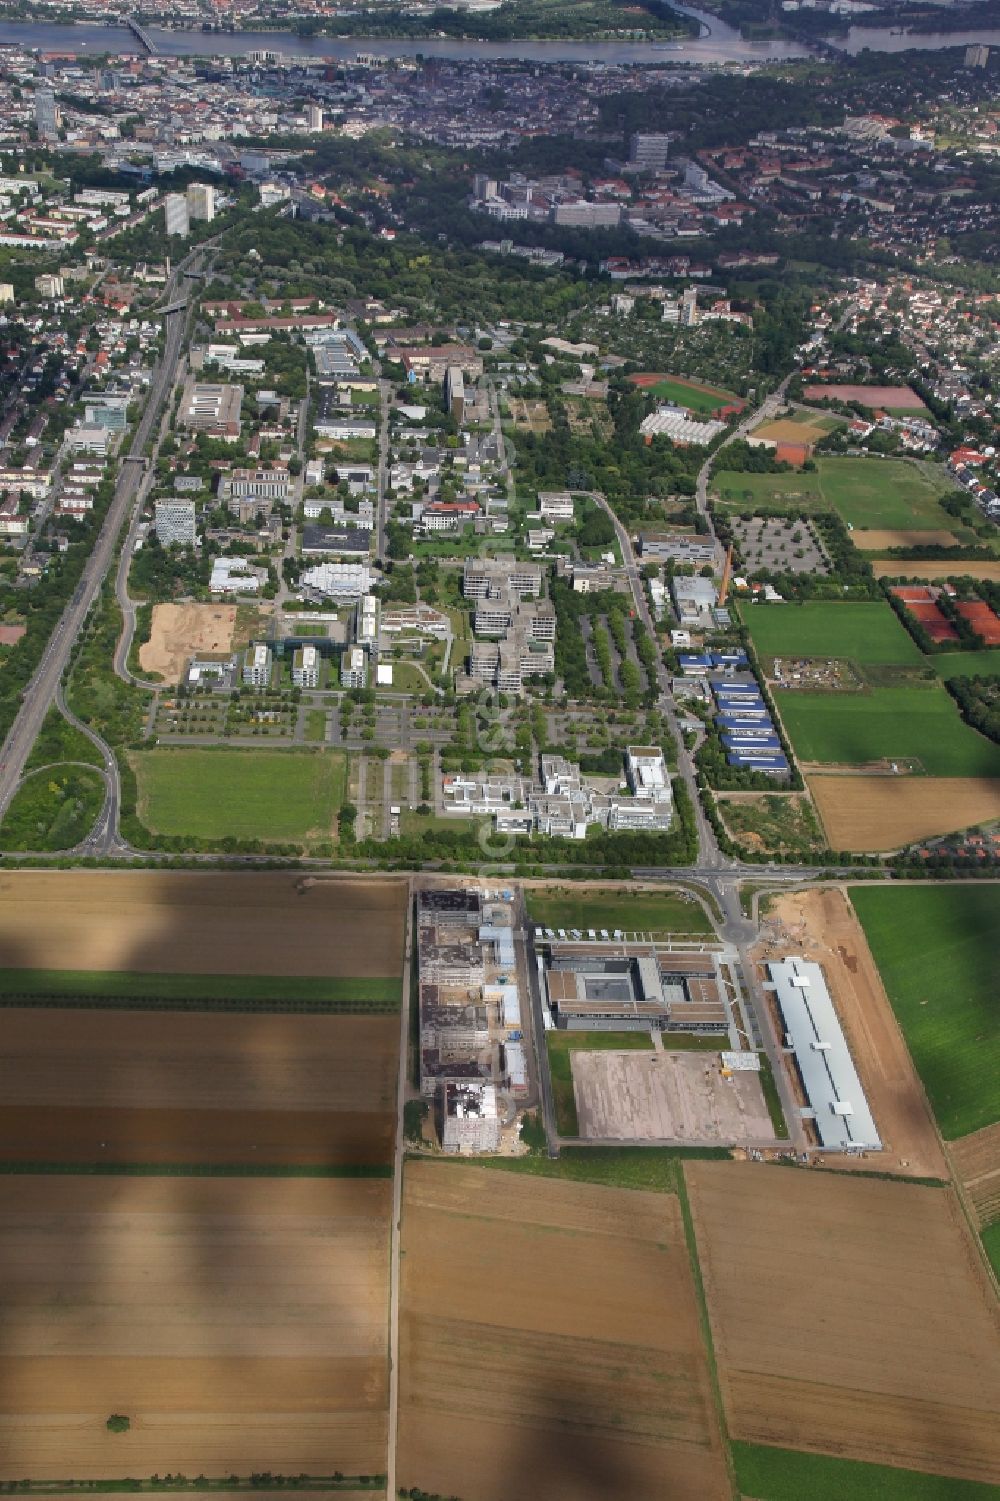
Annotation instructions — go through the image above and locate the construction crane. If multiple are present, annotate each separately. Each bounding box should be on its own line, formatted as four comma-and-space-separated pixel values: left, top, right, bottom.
718, 543, 734, 606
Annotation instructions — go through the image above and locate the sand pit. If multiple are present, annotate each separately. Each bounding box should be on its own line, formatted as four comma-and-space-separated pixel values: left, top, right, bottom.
0, 1175, 390, 1478
809, 774, 1000, 851
0, 871, 407, 979
0, 1010, 398, 1166
759, 886, 947, 1179
398, 1162, 729, 1501
951, 1122, 1000, 1229
572, 1049, 773, 1143
686, 1160, 1000, 1483
853, 528, 958, 550
139, 603, 237, 683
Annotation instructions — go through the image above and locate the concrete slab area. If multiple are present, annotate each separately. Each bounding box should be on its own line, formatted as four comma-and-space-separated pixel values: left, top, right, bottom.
572, 1049, 772, 1143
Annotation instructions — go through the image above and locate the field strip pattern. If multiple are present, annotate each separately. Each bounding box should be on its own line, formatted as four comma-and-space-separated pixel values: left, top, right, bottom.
397, 1162, 730, 1501
0, 1175, 391, 1478
685, 1161, 1000, 1485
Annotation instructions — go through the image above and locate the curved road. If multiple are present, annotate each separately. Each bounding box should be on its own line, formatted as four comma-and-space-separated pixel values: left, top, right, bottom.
0, 246, 210, 841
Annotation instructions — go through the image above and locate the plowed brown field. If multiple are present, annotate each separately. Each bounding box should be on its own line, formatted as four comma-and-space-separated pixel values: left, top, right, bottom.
0, 1010, 397, 1165
0, 871, 406, 977
0, 1175, 390, 1478
809, 774, 1000, 851
398, 1163, 729, 1501
760, 886, 946, 1179
853, 528, 958, 550
952, 1123, 1000, 1228
686, 1161, 1000, 1484
871, 560, 1000, 582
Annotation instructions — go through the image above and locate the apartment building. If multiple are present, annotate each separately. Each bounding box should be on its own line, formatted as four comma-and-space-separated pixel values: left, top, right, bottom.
243, 641, 273, 687
154, 498, 197, 548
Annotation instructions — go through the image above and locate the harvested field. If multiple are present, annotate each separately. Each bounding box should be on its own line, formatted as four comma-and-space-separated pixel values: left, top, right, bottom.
0, 1010, 397, 1166
0, 1175, 389, 1478
139, 603, 237, 683
809, 774, 1000, 851
853, 528, 958, 550
686, 1161, 1000, 1484
398, 1162, 729, 1501
759, 887, 947, 1179
572, 1049, 772, 1144
871, 559, 1000, 582
0, 872, 407, 979
952, 1123, 1000, 1230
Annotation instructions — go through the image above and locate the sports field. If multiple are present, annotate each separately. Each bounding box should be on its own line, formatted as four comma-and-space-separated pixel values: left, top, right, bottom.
630, 372, 741, 415
0, 872, 407, 979
526, 885, 713, 934
131, 748, 346, 844
398, 1162, 729, 1501
850, 885, 1000, 1140
775, 684, 1000, 777
0, 1175, 390, 1479
714, 457, 959, 530
742, 601, 922, 666
687, 1161, 1000, 1484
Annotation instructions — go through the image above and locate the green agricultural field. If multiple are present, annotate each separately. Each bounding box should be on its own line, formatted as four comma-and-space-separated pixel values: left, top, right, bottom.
742, 601, 923, 666
774, 684, 1000, 777
715, 457, 959, 531
546, 1030, 654, 1137
851, 884, 1000, 1139
933, 649, 1000, 680
0, 967, 399, 1008
0, 766, 105, 852
131, 748, 346, 845
526, 885, 713, 935
732, 1442, 1000, 1501
982, 1221, 1000, 1281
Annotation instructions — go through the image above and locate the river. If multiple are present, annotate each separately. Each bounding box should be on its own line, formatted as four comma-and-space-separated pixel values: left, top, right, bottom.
0, 5, 995, 64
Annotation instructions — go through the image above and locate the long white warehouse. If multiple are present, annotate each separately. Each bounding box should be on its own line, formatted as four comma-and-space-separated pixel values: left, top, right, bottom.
768, 957, 881, 1153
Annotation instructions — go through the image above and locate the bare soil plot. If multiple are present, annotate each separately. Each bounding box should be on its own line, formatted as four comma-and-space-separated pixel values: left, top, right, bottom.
572, 1049, 772, 1144
0, 1175, 389, 1478
808, 774, 1000, 851
871, 560, 1000, 582
686, 1160, 1000, 1484
759, 887, 947, 1180
803, 383, 926, 409
398, 1162, 729, 1501
507, 397, 551, 433
0, 872, 407, 978
951, 1123, 1000, 1229
0, 1011, 397, 1166
853, 528, 958, 550
139, 603, 237, 682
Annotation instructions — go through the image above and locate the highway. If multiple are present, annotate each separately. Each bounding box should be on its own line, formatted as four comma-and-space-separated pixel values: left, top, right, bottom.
0, 249, 205, 825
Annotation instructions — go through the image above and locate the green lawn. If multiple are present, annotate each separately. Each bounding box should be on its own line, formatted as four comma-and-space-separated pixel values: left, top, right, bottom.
851, 885, 1000, 1139
731, 1442, 1000, 1501
933, 649, 1000, 680
546, 1030, 653, 1139
430, 1143, 729, 1194
742, 601, 923, 666
132, 748, 346, 844
715, 457, 959, 530
527, 885, 713, 935
0, 968, 400, 1008
775, 684, 1000, 776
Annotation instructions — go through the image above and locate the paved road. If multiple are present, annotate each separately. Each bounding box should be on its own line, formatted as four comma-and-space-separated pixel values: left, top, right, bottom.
384, 878, 413, 1501
376, 375, 391, 564
0, 249, 206, 825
